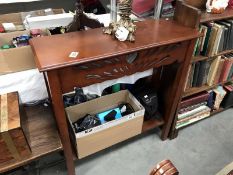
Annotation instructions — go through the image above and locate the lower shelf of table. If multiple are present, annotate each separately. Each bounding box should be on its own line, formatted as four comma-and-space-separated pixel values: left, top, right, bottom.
142, 118, 164, 132
0, 105, 62, 173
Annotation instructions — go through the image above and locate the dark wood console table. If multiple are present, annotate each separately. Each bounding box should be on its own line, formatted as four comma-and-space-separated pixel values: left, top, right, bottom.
30, 19, 200, 175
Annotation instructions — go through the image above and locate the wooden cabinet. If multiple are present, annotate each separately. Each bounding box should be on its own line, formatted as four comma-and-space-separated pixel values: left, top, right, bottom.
170, 6, 233, 139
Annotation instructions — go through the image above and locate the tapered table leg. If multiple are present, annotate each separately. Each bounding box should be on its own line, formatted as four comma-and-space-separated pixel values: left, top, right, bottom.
47, 70, 75, 175
161, 39, 197, 140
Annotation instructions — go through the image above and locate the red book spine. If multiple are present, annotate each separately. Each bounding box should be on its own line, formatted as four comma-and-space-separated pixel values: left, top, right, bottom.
223, 59, 232, 82
219, 59, 227, 82
180, 92, 209, 109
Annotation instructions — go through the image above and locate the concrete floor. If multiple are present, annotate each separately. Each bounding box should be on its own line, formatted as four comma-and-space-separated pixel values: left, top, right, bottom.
30, 108, 233, 175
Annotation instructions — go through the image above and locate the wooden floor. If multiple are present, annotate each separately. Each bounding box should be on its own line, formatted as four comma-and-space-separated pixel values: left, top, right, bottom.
0, 104, 62, 174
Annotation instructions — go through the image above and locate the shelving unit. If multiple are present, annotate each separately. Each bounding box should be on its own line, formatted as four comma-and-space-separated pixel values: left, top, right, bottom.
0, 105, 62, 174
170, 7, 233, 139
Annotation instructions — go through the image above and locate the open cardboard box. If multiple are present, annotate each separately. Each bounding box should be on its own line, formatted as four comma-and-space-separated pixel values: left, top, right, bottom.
0, 30, 48, 75
0, 8, 65, 32
66, 90, 145, 159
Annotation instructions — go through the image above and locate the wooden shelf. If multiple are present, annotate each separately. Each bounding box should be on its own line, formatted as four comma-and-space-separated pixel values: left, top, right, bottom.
142, 118, 164, 133
201, 8, 233, 23
0, 105, 62, 174
192, 49, 233, 63
215, 49, 233, 56
183, 80, 233, 98
191, 55, 209, 63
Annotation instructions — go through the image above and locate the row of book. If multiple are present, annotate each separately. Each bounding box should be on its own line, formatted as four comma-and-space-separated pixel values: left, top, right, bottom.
184, 54, 233, 89
176, 84, 233, 129
193, 19, 233, 57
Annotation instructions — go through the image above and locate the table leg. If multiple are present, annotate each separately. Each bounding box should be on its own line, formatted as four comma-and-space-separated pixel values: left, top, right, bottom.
47, 71, 75, 175
161, 39, 196, 140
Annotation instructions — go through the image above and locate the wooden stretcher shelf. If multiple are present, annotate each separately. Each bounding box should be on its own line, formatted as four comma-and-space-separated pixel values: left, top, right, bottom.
0, 104, 62, 174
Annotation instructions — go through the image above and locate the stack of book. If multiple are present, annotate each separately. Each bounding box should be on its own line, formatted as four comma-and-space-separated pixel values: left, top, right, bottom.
184, 54, 233, 90
177, 85, 229, 129
176, 92, 211, 129
193, 19, 233, 57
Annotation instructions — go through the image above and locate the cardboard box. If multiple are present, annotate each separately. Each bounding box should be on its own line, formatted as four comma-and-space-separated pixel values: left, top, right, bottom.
0, 8, 65, 32
66, 90, 145, 159
0, 92, 31, 165
0, 30, 49, 75
26, 13, 74, 30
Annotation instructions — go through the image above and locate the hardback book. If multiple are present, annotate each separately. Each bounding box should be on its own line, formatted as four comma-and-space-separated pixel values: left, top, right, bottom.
201, 23, 213, 56
177, 106, 211, 123
217, 25, 226, 53
179, 102, 207, 114
196, 59, 211, 86
195, 26, 207, 56
218, 20, 232, 50
176, 110, 211, 129
213, 86, 227, 110
227, 63, 233, 80
180, 91, 210, 109
189, 63, 195, 87
207, 90, 214, 109
219, 58, 232, 82
207, 56, 221, 86
221, 84, 233, 108
206, 25, 218, 56
225, 19, 233, 50
192, 61, 201, 87
200, 25, 208, 53
184, 64, 191, 91
212, 23, 223, 56
178, 105, 210, 120
214, 58, 225, 84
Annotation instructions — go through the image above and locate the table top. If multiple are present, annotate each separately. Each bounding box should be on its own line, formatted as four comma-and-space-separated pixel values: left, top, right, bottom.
30, 19, 200, 72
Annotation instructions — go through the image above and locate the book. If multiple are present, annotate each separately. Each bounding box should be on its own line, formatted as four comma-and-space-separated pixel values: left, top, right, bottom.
184, 64, 191, 91
178, 105, 210, 120
177, 106, 211, 123
227, 63, 233, 80
192, 61, 200, 87
200, 25, 208, 53
206, 25, 218, 56
207, 56, 221, 86
213, 86, 227, 110
219, 58, 232, 82
201, 23, 213, 56
214, 58, 225, 84
189, 63, 195, 87
176, 110, 211, 129
207, 90, 214, 109
180, 91, 210, 109
212, 23, 223, 55
221, 84, 233, 108
179, 102, 207, 114
196, 60, 210, 86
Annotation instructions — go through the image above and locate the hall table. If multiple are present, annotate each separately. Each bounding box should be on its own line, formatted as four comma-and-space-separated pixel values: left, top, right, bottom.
30, 19, 200, 175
